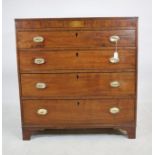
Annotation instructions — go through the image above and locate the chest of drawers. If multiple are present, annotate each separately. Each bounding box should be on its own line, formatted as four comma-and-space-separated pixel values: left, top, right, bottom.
15, 17, 138, 140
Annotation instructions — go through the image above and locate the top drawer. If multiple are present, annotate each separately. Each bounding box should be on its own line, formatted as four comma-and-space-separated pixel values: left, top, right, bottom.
16, 30, 135, 49
15, 18, 137, 29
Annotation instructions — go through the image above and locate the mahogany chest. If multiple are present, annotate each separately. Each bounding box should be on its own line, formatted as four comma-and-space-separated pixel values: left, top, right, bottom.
15, 17, 138, 140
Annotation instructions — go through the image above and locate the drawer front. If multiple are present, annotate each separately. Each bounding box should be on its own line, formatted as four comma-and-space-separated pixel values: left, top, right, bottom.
19, 49, 136, 73
22, 99, 135, 126
17, 30, 135, 49
21, 73, 135, 98
16, 18, 137, 29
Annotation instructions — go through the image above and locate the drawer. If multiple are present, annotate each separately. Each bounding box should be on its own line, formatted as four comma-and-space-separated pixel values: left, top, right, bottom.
16, 18, 137, 29
19, 49, 136, 73
22, 99, 135, 126
21, 73, 135, 98
17, 30, 135, 49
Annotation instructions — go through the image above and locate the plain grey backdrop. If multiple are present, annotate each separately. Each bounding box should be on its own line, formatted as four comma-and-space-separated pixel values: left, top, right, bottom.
3, 0, 152, 155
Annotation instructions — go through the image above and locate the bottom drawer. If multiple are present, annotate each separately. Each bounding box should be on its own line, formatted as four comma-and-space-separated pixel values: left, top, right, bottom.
22, 99, 135, 127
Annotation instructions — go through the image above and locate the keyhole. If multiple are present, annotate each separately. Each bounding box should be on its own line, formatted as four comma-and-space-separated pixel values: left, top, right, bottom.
75, 32, 78, 37
76, 74, 79, 79
102, 43, 105, 47
77, 101, 80, 106
76, 52, 79, 57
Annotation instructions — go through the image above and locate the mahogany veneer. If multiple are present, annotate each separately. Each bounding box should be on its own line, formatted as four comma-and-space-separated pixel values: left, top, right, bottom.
15, 17, 138, 140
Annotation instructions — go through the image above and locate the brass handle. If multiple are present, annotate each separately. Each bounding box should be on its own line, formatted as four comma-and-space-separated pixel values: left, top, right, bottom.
110, 81, 120, 88
109, 57, 119, 63
109, 107, 120, 114
109, 35, 120, 43
33, 36, 44, 43
36, 82, 46, 89
37, 109, 48, 115
34, 58, 45, 64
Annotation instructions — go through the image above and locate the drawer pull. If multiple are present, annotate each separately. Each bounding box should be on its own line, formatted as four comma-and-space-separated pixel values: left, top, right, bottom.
110, 81, 120, 88
37, 109, 48, 115
109, 35, 120, 43
36, 82, 46, 89
109, 107, 120, 114
109, 57, 119, 63
34, 58, 45, 64
33, 36, 44, 43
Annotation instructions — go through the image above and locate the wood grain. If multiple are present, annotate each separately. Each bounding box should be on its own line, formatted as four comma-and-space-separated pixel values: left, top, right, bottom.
19, 49, 136, 73
15, 17, 138, 139
17, 30, 135, 49
22, 99, 135, 126
21, 73, 135, 98
15, 17, 137, 29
